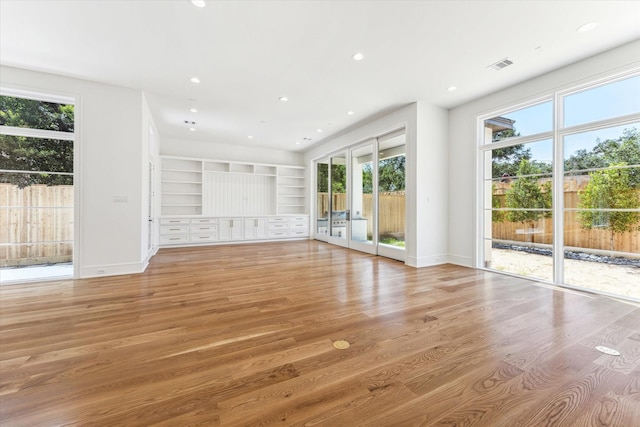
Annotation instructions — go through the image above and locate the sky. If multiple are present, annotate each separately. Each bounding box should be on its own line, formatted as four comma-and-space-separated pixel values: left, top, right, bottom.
492, 75, 640, 164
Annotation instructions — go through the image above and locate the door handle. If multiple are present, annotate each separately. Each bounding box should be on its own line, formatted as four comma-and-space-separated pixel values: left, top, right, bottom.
346, 210, 350, 221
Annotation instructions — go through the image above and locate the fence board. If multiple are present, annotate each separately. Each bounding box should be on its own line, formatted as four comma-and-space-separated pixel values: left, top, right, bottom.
1, 184, 73, 267
492, 178, 640, 254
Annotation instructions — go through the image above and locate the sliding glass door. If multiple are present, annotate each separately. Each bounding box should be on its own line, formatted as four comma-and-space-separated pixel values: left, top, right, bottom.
314, 131, 406, 261
377, 133, 406, 261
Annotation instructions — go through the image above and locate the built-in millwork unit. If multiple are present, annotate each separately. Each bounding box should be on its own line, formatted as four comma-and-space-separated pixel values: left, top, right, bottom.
160, 156, 307, 247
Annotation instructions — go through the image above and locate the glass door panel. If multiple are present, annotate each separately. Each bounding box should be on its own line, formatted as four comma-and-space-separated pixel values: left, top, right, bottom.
329, 152, 348, 243
316, 159, 329, 238
349, 142, 376, 254
378, 134, 406, 260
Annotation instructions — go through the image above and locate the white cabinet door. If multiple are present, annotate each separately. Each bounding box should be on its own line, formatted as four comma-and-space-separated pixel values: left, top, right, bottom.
219, 218, 243, 240
244, 218, 268, 239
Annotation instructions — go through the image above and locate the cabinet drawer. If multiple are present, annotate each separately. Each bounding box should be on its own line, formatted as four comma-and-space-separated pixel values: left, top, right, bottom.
289, 217, 309, 223
268, 230, 289, 238
268, 223, 288, 230
161, 225, 189, 234
289, 222, 308, 230
192, 218, 217, 224
160, 235, 189, 244
160, 218, 189, 225
268, 217, 288, 223
190, 234, 217, 242
190, 225, 217, 233
289, 230, 309, 237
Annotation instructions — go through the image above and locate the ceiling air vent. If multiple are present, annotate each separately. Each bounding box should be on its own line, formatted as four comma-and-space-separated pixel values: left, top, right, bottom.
488, 58, 514, 71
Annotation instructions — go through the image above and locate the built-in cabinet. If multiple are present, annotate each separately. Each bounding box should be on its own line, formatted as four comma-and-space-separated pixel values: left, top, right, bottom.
160, 216, 309, 246
160, 156, 308, 247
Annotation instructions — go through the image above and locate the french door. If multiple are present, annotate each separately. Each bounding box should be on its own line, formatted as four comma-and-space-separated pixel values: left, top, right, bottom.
314, 131, 406, 261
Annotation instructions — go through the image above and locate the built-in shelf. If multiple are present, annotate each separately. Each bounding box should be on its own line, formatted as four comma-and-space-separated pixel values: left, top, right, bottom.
160, 156, 306, 216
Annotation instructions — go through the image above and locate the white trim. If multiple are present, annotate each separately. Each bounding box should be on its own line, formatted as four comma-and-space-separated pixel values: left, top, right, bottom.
447, 254, 473, 268
80, 261, 147, 279
1, 85, 75, 105
406, 253, 447, 268
0, 125, 75, 141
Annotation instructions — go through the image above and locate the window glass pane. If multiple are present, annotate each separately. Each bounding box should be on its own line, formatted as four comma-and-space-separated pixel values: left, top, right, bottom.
378, 137, 405, 248
316, 160, 329, 236
489, 139, 553, 180
564, 123, 640, 178
0, 171, 73, 188
0, 135, 74, 174
351, 144, 373, 244
563, 124, 640, 299
0, 96, 75, 132
484, 139, 553, 281
330, 153, 347, 239
564, 75, 640, 128
484, 101, 553, 143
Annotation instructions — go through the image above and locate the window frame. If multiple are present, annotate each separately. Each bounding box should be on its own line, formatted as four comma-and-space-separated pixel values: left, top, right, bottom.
477, 69, 640, 297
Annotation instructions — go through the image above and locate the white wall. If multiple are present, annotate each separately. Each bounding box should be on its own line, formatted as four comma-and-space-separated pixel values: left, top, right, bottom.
161, 137, 303, 166
448, 40, 640, 268
303, 102, 449, 268
1, 65, 149, 278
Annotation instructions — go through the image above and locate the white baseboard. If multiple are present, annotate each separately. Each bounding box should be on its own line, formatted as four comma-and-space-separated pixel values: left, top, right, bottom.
406, 254, 449, 268
79, 261, 146, 279
447, 254, 473, 268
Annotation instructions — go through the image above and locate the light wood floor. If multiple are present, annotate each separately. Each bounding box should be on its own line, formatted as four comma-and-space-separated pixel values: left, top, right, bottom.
1, 241, 639, 426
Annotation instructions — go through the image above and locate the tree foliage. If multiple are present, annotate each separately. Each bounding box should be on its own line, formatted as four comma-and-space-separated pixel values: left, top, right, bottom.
565, 128, 640, 186
578, 162, 640, 248
316, 155, 405, 194
505, 159, 552, 229
0, 96, 74, 188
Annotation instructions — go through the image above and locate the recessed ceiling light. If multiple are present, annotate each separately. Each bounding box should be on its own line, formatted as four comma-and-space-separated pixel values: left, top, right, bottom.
296, 141, 301, 145
347, 111, 354, 115
352, 52, 364, 61
191, 0, 206, 7
189, 127, 196, 131
577, 22, 599, 33
447, 86, 457, 92
190, 77, 200, 83
190, 108, 198, 113
317, 129, 323, 133
248, 135, 253, 139
279, 96, 288, 102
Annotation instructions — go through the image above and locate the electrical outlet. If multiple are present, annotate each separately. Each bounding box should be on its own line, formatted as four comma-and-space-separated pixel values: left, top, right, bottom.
113, 195, 128, 203
97, 268, 107, 274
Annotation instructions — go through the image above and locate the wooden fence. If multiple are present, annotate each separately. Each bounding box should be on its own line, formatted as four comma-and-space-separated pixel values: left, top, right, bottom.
492, 177, 640, 254
317, 192, 406, 237
0, 184, 73, 267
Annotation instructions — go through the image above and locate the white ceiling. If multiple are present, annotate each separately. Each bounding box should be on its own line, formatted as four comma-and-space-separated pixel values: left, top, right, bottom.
1, 1, 639, 152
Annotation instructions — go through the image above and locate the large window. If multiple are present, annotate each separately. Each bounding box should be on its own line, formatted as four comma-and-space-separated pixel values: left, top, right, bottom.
0, 93, 75, 281
480, 73, 640, 301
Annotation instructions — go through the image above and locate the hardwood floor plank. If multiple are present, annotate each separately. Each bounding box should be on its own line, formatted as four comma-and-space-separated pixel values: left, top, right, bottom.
1, 241, 639, 426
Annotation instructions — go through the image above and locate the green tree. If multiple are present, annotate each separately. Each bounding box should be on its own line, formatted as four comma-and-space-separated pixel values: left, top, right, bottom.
492, 184, 506, 223
578, 162, 640, 250
491, 144, 531, 179
565, 127, 640, 186
378, 155, 405, 192
505, 159, 552, 241
0, 96, 74, 188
